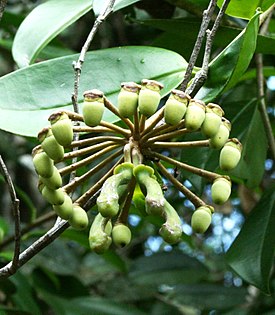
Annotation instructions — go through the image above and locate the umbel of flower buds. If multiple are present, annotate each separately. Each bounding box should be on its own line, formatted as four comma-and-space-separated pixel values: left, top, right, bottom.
31, 78, 243, 255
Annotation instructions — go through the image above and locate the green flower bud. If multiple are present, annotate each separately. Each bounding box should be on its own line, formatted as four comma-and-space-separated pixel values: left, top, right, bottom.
112, 223, 132, 247
185, 99, 206, 131
68, 204, 89, 230
191, 205, 213, 234
209, 117, 231, 149
138, 79, 163, 117
118, 82, 141, 118
82, 89, 105, 127
41, 186, 65, 205
164, 90, 190, 125
49, 111, 73, 147
133, 164, 165, 216
211, 176, 232, 205
201, 103, 224, 138
38, 127, 64, 162
159, 200, 182, 244
89, 213, 112, 254
32, 147, 54, 178
97, 163, 133, 217
53, 193, 73, 220
219, 138, 242, 171
40, 166, 62, 190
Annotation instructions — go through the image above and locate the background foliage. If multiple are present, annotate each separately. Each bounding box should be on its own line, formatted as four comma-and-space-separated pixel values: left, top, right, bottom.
0, 0, 274, 314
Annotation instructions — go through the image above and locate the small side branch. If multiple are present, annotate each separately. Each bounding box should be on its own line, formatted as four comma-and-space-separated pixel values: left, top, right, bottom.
180, 0, 217, 91
187, 0, 231, 96
0, 0, 8, 22
0, 155, 20, 274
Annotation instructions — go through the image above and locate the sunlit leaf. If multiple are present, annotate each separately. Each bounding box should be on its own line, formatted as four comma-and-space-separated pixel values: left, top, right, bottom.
0, 47, 186, 137
12, 0, 93, 68
218, 0, 274, 19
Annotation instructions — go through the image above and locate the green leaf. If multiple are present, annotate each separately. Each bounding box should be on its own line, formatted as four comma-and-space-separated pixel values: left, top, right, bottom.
167, 283, 247, 310
12, 0, 93, 68
144, 19, 275, 58
196, 11, 261, 102
0, 46, 187, 137
218, 0, 274, 19
129, 251, 208, 287
228, 99, 268, 188
39, 291, 147, 315
226, 185, 275, 294
10, 272, 41, 315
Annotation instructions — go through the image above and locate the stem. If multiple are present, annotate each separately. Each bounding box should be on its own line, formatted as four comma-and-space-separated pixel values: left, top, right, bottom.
149, 139, 209, 149
140, 120, 185, 144
187, 0, 231, 96
0, 156, 20, 273
76, 156, 124, 206
72, 0, 116, 113
0, 212, 56, 250
63, 141, 119, 160
146, 128, 190, 144
100, 121, 131, 137
0, 0, 8, 22
103, 97, 135, 133
71, 136, 125, 147
73, 126, 120, 134
156, 161, 206, 208
139, 114, 146, 133
180, 0, 217, 91
133, 109, 140, 140
141, 107, 165, 137
64, 148, 123, 193
59, 144, 121, 176
147, 151, 220, 181
255, 7, 275, 161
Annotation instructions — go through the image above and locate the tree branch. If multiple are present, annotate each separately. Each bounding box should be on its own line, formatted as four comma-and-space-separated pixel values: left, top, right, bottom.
0, 0, 8, 22
186, 0, 231, 96
0, 155, 20, 275
180, 0, 217, 91
255, 7, 275, 161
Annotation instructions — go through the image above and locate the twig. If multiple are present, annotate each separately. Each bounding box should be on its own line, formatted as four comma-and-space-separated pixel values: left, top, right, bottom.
180, 0, 217, 91
0, 211, 56, 250
0, 0, 7, 22
0, 156, 20, 274
72, 0, 116, 113
71, 136, 125, 147
186, 0, 231, 96
146, 128, 190, 144
255, 7, 275, 161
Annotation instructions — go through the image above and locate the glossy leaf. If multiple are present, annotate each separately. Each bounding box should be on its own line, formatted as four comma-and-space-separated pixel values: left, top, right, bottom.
218, 0, 274, 19
0, 46, 187, 137
228, 100, 268, 188
226, 185, 275, 294
39, 291, 147, 315
129, 251, 208, 286
167, 284, 247, 310
12, 0, 93, 68
144, 18, 275, 57
196, 11, 260, 102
